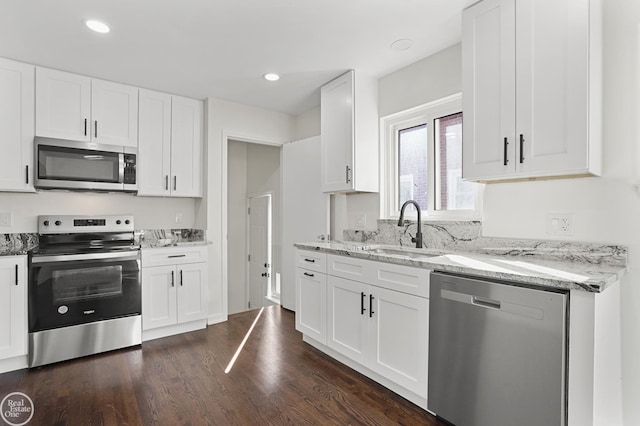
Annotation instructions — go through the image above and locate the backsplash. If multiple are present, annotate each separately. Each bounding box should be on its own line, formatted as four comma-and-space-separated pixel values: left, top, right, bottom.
343, 220, 627, 268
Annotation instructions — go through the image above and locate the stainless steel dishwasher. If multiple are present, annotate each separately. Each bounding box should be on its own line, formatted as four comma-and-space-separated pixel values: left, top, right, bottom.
428, 272, 568, 426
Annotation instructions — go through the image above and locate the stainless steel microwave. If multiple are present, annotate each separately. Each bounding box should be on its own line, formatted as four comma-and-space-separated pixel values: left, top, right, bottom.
34, 138, 137, 193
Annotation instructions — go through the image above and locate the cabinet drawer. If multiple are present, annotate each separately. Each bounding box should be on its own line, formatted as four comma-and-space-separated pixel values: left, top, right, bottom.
296, 249, 327, 273
327, 254, 371, 282
142, 246, 208, 267
371, 262, 430, 298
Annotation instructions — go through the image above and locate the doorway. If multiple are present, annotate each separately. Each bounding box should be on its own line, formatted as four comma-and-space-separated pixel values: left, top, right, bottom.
227, 139, 281, 314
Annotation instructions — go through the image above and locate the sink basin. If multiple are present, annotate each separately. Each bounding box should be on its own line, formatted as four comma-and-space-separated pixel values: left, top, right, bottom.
365, 247, 439, 259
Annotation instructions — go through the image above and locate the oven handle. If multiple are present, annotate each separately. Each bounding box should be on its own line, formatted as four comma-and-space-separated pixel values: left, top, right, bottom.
31, 251, 141, 264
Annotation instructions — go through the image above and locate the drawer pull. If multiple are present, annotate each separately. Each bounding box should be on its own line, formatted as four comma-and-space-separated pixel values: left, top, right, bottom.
168, 254, 186, 258
303, 272, 314, 277
304, 258, 315, 263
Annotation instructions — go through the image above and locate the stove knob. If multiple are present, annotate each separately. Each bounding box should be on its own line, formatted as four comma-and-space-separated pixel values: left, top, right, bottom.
116, 220, 122, 225
43, 220, 50, 226
125, 219, 131, 225
55, 220, 61, 226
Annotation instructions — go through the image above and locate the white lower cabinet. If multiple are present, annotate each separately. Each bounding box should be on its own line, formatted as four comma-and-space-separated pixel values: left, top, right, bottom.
141, 246, 208, 341
327, 275, 429, 398
0, 256, 28, 373
295, 266, 327, 344
296, 248, 430, 408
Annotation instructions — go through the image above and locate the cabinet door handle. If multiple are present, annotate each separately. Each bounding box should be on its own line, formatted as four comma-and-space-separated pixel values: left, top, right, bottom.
15, 265, 18, 286
95, 120, 98, 138
173, 176, 177, 191
303, 272, 314, 277
519, 134, 525, 163
84, 118, 87, 136
25, 165, 29, 184
360, 292, 366, 315
171, 270, 175, 287
180, 270, 183, 286
503, 137, 509, 166
165, 175, 169, 190
345, 165, 351, 184
369, 294, 375, 317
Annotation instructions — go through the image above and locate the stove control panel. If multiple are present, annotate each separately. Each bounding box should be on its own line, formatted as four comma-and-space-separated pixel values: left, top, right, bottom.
38, 215, 135, 234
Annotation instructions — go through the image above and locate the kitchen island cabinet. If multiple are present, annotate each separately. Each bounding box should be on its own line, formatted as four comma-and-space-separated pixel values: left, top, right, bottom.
462, 0, 602, 181
0, 256, 27, 373
0, 58, 34, 192
141, 246, 208, 341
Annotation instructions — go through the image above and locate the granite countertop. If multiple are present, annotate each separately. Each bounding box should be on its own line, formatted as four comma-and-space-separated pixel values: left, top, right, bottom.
294, 241, 627, 293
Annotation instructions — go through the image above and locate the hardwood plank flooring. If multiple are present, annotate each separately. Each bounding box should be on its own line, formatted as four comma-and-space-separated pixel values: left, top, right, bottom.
0, 306, 446, 425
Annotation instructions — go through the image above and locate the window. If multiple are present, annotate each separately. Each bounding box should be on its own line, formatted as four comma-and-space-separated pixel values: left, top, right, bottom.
381, 93, 479, 219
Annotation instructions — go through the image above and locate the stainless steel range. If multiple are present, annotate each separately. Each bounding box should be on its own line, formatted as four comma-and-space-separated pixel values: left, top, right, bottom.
28, 215, 142, 367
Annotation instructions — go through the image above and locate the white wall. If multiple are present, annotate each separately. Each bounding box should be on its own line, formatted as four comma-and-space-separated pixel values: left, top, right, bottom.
0, 191, 197, 232
294, 106, 320, 140
227, 141, 248, 314
205, 97, 295, 324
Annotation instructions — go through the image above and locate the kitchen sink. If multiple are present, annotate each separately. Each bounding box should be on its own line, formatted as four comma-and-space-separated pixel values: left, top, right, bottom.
364, 246, 440, 259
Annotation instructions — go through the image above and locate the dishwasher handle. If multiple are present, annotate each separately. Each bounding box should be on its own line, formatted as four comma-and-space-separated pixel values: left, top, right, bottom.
472, 296, 501, 310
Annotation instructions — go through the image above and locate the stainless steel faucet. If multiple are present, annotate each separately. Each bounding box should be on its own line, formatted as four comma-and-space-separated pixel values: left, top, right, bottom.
397, 200, 423, 248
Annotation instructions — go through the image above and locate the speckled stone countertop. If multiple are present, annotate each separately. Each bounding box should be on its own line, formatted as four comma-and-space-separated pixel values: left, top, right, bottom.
294, 241, 627, 293
138, 229, 209, 248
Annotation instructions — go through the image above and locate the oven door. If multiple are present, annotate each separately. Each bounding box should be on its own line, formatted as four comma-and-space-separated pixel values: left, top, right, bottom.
28, 251, 141, 332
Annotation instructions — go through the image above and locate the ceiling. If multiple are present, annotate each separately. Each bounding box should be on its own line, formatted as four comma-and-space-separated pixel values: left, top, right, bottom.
0, 0, 468, 115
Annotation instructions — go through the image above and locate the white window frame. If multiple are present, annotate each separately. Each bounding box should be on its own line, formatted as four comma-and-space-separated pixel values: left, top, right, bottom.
379, 93, 482, 220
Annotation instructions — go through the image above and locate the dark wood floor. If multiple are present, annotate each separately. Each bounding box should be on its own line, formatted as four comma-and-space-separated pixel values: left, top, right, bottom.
0, 306, 445, 425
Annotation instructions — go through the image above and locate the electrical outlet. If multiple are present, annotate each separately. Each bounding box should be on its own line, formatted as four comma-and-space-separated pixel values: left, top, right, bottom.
0, 212, 12, 227
547, 213, 573, 236
354, 213, 367, 228
175, 212, 183, 224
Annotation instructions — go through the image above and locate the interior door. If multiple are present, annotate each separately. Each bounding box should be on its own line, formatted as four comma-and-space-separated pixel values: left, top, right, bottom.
281, 136, 329, 310
248, 194, 271, 310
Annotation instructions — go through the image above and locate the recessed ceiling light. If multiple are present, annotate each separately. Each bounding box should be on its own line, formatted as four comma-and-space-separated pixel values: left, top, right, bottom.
85, 20, 110, 34
263, 73, 280, 82
390, 39, 413, 51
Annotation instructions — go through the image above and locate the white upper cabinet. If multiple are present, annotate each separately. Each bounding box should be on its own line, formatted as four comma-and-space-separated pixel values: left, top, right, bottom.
36, 67, 139, 148
170, 95, 203, 197
462, 0, 601, 181
35, 68, 91, 142
321, 70, 378, 193
0, 58, 34, 192
138, 89, 172, 196
134, 91, 204, 198
91, 78, 138, 147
